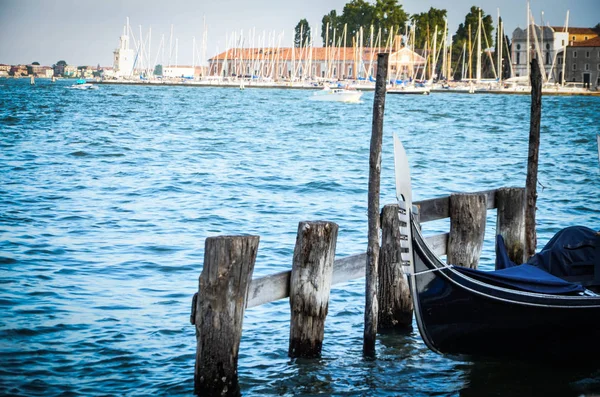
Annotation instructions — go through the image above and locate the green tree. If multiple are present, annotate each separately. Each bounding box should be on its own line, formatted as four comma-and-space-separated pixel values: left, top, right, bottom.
412, 7, 447, 50
32, 61, 40, 65
339, 0, 375, 46
493, 17, 512, 80
154, 64, 163, 76
56, 60, 67, 66
321, 10, 340, 47
451, 6, 495, 79
294, 19, 311, 47
373, 0, 409, 45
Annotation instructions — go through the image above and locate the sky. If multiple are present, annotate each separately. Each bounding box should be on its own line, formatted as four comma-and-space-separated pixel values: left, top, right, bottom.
0, 0, 597, 67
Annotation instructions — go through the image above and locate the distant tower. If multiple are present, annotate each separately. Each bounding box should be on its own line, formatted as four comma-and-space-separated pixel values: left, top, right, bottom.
113, 17, 135, 77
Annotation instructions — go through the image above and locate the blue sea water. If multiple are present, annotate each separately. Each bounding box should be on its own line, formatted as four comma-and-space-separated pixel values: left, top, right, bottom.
1, 78, 599, 396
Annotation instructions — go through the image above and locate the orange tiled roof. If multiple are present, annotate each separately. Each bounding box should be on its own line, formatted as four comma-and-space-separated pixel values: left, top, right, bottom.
552, 26, 600, 35
209, 47, 391, 61
571, 36, 600, 47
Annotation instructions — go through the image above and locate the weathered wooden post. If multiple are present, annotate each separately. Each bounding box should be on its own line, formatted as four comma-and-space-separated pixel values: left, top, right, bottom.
194, 235, 259, 397
496, 187, 526, 266
525, 58, 542, 259
447, 193, 487, 269
378, 204, 413, 331
364, 52, 389, 357
289, 221, 338, 358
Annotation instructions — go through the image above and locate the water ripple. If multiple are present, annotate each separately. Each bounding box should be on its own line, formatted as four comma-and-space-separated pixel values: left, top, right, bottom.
1, 78, 599, 396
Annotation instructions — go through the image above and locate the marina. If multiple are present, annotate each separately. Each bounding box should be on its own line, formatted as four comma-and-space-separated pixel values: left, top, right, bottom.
1, 72, 599, 395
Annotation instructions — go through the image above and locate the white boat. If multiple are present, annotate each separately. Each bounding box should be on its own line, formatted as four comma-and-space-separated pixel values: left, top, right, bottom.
388, 85, 431, 95
69, 79, 98, 90
309, 87, 362, 103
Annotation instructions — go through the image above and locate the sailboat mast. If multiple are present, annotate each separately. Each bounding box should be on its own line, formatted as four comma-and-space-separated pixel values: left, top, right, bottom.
561, 10, 569, 87
468, 24, 472, 80
476, 8, 482, 82
497, 9, 502, 81
462, 42, 467, 79
169, 24, 173, 67
526, 1, 530, 78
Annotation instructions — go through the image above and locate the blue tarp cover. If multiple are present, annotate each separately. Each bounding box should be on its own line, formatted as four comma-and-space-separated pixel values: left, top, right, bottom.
454, 264, 585, 295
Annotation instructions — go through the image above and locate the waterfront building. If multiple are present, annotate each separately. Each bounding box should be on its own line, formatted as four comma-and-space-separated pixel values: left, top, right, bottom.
27, 64, 54, 77
10, 65, 28, 77
0, 64, 10, 77
53, 64, 65, 77
162, 66, 203, 79
112, 19, 135, 77
63, 65, 77, 78
511, 25, 600, 86
511, 25, 561, 81
566, 36, 600, 88
207, 45, 425, 81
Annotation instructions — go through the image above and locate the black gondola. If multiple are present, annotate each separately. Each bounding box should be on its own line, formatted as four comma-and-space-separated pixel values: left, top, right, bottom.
393, 134, 600, 361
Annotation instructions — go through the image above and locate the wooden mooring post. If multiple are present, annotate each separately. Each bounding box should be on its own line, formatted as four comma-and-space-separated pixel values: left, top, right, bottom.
378, 204, 413, 331
364, 52, 389, 357
447, 193, 487, 269
525, 58, 542, 259
289, 221, 338, 358
496, 187, 526, 266
191, 187, 535, 392
193, 235, 259, 397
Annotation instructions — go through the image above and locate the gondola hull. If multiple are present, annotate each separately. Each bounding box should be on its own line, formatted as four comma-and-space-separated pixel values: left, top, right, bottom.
410, 219, 600, 361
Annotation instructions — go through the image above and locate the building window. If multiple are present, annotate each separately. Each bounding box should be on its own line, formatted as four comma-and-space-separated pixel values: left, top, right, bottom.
516, 44, 521, 50
573, 51, 577, 58
546, 52, 550, 65
572, 63, 577, 71
572, 35, 576, 41
558, 56, 563, 65
584, 36, 589, 40
562, 40, 565, 46
546, 43, 550, 50
585, 64, 589, 71
598, 64, 600, 71
516, 53, 520, 64
586, 51, 590, 58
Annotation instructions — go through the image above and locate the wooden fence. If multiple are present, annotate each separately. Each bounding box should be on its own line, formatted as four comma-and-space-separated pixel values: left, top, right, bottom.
191, 187, 526, 396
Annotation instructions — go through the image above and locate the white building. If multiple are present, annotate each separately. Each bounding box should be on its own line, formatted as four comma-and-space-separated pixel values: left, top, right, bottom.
163, 66, 196, 79
511, 25, 561, 81
112, 18, 135, 77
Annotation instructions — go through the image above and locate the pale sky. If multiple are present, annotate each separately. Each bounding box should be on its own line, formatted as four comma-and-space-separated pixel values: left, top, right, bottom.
0, 0, 597, 67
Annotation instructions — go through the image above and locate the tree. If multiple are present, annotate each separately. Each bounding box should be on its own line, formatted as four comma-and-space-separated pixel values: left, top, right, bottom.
451, 6, 495, 79
154, 64, 163, 76
412, 8, 447, 50
32, 61, 40, 65
493, 17, 512, 80
321, 10, 340, 47
373, 0, 409, 46
339, 0, 375, 46
294, 19, 311, 47
56, 60, 67, 66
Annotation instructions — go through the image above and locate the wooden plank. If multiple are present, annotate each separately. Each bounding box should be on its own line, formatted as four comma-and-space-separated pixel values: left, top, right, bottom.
246, 235, 447, 309
415, 189, 496, 223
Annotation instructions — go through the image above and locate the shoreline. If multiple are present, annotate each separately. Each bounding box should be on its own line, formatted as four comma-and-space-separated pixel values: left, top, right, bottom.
93, 79, 600, 96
